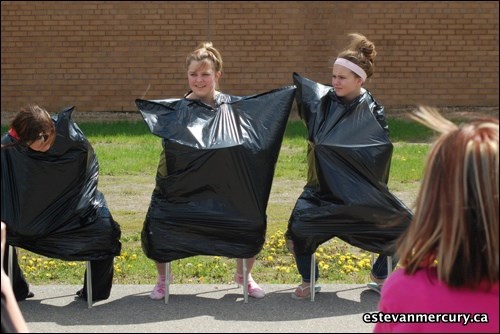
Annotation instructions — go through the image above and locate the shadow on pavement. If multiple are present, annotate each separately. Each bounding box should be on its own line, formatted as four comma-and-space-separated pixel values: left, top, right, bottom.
19, 284, 380, 332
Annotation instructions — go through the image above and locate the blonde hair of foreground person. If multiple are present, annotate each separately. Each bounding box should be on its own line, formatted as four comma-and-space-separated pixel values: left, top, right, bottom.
398, 106, 499, 289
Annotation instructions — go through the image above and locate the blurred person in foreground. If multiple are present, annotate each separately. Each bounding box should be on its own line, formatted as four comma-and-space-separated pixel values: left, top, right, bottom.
1, 222, 29, 333
374, 106, 499, 333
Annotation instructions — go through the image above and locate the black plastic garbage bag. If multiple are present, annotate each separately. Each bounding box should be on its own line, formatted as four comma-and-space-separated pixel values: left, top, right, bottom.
287, 73, 412, 256
137, 86, 296, 262
1, 106, 121, 260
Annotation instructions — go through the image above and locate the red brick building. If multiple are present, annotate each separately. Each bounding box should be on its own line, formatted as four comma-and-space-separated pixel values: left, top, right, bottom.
1, 1, 498, 114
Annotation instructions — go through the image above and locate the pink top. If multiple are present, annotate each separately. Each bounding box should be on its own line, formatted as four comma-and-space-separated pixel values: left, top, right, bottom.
373, 268, 499, 333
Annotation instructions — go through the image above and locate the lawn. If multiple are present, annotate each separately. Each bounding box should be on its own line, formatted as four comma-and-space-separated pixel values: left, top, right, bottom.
3, 118, 432, 285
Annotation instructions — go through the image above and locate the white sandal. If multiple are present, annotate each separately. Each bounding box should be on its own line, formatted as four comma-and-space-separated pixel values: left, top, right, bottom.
291, 284, 321, 300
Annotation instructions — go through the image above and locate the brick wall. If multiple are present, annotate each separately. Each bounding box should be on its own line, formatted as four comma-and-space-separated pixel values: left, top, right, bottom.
1, 1, 498, 114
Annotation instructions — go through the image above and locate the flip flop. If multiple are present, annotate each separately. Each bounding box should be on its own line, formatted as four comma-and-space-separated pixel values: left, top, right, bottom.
291, 285, 321, 300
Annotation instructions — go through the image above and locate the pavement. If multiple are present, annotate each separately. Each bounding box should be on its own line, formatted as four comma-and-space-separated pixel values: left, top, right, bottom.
18, 284, 380, 333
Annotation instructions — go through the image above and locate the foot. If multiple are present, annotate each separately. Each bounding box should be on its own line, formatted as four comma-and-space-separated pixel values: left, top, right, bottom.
234, 273, 266, 299
367, 282, 382, 294
26, 291, 35, 299
149, 281, 166, 300
75, 288, 109, 301
368, 273, 384, 295
370, 272, 385, 285
149, 273, 174, 300
291, 283, 321, 300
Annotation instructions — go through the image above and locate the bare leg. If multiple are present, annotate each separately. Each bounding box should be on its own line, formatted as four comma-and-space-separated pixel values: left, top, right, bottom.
155, 261, 166, 277
236, 257, 255, 276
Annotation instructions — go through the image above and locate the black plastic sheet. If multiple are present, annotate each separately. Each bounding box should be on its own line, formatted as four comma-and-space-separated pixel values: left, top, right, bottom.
287, 73, 412, 256
137, 86, 296, 262
1, 107, 121, 260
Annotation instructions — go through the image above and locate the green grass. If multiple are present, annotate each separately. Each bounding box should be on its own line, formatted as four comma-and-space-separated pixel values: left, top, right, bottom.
3, 118, 431, 286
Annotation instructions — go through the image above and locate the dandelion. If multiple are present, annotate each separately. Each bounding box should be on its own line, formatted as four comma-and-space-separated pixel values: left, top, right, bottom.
320, 263, 330, 270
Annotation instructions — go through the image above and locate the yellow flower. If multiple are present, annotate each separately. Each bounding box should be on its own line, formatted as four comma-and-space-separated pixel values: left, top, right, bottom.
320, 263, 330, 270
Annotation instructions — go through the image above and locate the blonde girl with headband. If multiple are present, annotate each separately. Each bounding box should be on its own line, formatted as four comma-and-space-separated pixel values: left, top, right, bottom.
288, 33, 397, 299
149, 42, 266, 300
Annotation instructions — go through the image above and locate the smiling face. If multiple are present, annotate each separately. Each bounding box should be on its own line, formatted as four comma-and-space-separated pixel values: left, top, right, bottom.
332, 64, 364, 102
186, 59, 221, 106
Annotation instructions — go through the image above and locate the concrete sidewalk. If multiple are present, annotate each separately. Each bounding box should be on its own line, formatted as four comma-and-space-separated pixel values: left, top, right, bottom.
18, 284, 379, 333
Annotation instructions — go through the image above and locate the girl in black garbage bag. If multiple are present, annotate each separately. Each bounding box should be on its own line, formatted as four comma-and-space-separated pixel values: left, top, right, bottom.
1, 104, 121, 302
286, 33, 407, 299
147, 42, 266, 300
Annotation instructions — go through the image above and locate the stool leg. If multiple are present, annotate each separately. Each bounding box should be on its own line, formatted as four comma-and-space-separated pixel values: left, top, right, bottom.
387, 256, 393, 277
8, 246, 14, 286
310, 253, 316, 302
243, 258, 248, 304
164, 262, 171, 304
86, 261, 92, 308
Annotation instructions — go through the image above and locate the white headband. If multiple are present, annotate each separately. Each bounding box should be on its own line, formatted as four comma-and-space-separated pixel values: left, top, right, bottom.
334, 58, 367, 82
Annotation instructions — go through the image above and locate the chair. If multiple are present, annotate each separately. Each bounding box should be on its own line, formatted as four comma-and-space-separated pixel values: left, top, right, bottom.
8, 245, 93, 308
161, 258, 250, 304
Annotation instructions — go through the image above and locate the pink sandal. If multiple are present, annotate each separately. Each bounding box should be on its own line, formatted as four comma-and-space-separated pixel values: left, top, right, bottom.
149, 274, 174, 300
234, 273, 266, 299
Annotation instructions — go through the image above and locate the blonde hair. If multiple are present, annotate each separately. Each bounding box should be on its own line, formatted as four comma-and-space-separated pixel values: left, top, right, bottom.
185, 41, 223, 73
337, 33, 377, 79
398, 106, 499, 288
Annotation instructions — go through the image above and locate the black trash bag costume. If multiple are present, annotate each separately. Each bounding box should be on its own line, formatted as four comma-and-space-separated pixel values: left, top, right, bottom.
137, 86, 296, 262
1, 106, 122, 261
287, 73, 412, 256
